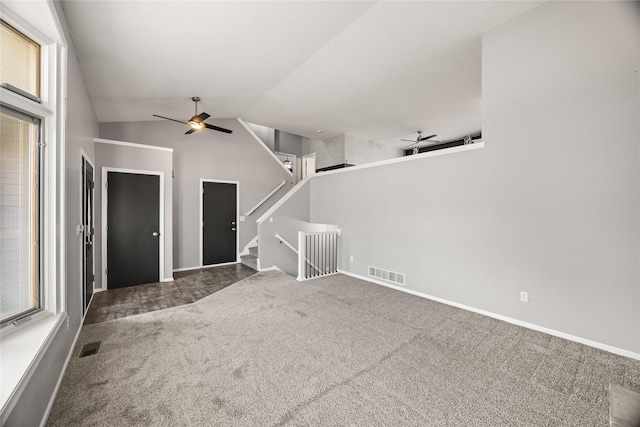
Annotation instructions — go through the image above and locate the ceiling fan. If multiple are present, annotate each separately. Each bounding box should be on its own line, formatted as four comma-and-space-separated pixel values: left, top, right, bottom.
153, 97, 233, 135
401, 131, 440, 147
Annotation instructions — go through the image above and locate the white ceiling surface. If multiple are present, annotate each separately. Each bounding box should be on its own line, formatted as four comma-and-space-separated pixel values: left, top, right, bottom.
61, 1, 541, 145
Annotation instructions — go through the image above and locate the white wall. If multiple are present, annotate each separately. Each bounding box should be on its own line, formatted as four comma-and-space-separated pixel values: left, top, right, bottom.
344, 134, 401, 165
99, 119, 294, 270
309, 1, 640, 353
302, 135, 346, 169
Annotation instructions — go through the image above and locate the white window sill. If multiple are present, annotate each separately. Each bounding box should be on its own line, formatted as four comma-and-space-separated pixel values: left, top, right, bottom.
0, 312, 64, 418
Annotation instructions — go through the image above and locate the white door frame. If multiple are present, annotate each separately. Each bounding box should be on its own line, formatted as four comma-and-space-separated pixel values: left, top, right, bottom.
199, 179, 240, 267
302, 152, 316, 178
80, 149, 95, 315
101, 167, 165, 289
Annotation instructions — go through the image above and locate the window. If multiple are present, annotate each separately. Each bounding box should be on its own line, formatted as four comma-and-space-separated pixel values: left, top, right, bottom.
0, 21, 43, 326
0, 1, 65, 416
0, 20, 40, 100
0, 107, 41, 325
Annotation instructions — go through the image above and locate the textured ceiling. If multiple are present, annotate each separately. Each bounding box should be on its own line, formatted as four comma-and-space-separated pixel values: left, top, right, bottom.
61, 1, 542, 145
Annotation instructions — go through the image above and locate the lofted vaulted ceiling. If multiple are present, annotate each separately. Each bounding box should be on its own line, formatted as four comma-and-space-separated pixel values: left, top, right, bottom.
61, 1, 542, 145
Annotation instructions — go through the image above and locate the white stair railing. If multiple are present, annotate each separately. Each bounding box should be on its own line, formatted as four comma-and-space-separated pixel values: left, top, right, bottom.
275, 234, 297, 254
245, 180, 287, 217
297, 231, 339, 281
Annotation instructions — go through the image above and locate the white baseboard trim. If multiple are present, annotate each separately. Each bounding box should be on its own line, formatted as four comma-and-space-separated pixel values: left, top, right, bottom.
337, 269, 640, 361
173, 262, 238, 273
38, 318, 84, 427
240, 235, 258, 256
258, 265, 279, 272
161, 277, 174, 283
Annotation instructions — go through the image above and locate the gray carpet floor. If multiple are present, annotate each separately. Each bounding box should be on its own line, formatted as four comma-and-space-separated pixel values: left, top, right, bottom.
47, 271, 640, 426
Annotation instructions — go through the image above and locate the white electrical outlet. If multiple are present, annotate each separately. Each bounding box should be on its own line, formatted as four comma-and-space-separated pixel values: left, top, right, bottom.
350, 255, 354, 262
239, 216, 245, 222
520, 291, 528, 302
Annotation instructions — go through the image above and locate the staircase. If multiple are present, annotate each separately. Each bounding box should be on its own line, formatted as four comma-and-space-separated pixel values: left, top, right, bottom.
240, 245, 258, 270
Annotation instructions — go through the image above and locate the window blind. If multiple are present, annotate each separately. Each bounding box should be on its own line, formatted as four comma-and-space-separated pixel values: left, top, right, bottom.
0, 20, 40, 99
0, 107, 40, 324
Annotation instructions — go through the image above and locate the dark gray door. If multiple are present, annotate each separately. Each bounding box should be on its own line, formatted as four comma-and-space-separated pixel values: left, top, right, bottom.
82, 158, 94, 313
202, 181, 237, 265
107, 172, 160, 289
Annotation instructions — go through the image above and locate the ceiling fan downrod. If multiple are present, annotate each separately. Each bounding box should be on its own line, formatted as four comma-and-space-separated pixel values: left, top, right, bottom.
192, 96, 201, 115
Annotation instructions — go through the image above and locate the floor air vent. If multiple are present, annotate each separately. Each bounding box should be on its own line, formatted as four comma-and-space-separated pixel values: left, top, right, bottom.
368, 266, 405, 286
79, 342, 101, 358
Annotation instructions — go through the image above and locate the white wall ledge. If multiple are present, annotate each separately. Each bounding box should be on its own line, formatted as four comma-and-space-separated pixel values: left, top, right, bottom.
0, 313, 64, 422
94, 137, 174, 152
317, 141, 485, 178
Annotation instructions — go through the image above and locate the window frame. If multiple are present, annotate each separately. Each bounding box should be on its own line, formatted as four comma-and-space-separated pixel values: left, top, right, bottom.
0, 1, 67, 420
0, 105, 43, 326
0, 4, 65, 335
1, 19, 42, 100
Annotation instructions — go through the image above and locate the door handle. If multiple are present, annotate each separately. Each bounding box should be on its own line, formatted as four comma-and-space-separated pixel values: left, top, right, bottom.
152, 232, 159, 237
231, 228, 236, 231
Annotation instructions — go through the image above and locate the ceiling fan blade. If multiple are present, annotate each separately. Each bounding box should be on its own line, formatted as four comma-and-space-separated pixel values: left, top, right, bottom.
153, 114, 188, 125
185, 128, 196, 135
204, 123, 233, 134
418, 134, 438, 141
191, 112, 210, 123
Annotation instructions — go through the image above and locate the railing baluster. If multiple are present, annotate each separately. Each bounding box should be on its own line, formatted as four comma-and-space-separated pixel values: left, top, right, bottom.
294, 230, 339, 280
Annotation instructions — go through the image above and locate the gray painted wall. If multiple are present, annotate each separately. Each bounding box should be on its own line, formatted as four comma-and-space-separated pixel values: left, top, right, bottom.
344, 134, 401, 166
302, 135, 346, 169
276, 130, 302, 157
245, 122, 275, 152
258, 181, 310, 275
302, 133, 400, 169
5, 3, 99, 425
99, 119, 294, 269
93, 143, 173, 287
310, 1, 640, 353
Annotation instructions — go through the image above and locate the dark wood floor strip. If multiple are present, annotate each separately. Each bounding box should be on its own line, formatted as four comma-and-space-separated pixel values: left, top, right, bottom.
84, 263, 257, 325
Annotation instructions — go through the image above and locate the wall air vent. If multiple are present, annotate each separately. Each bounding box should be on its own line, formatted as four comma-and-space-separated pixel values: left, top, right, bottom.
368, 266, 405, 286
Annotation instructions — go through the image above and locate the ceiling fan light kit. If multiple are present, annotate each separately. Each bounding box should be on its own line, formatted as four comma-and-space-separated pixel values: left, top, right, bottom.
153, 96, 233, 135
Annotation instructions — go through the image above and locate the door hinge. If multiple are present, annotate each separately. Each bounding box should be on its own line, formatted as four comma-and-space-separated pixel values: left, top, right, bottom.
105, 181, 108, 189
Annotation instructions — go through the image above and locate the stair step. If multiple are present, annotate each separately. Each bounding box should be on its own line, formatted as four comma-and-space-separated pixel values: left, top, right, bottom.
249, 246, 258, 257
240, 254, 258, 271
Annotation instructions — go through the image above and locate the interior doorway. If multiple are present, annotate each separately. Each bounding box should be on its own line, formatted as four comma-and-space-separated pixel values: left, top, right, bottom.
81, 153, 95, 314
302, 153, 316, 179
275, 151, 297, 182
200, 180, 239, 267
102, 168, 164, 289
